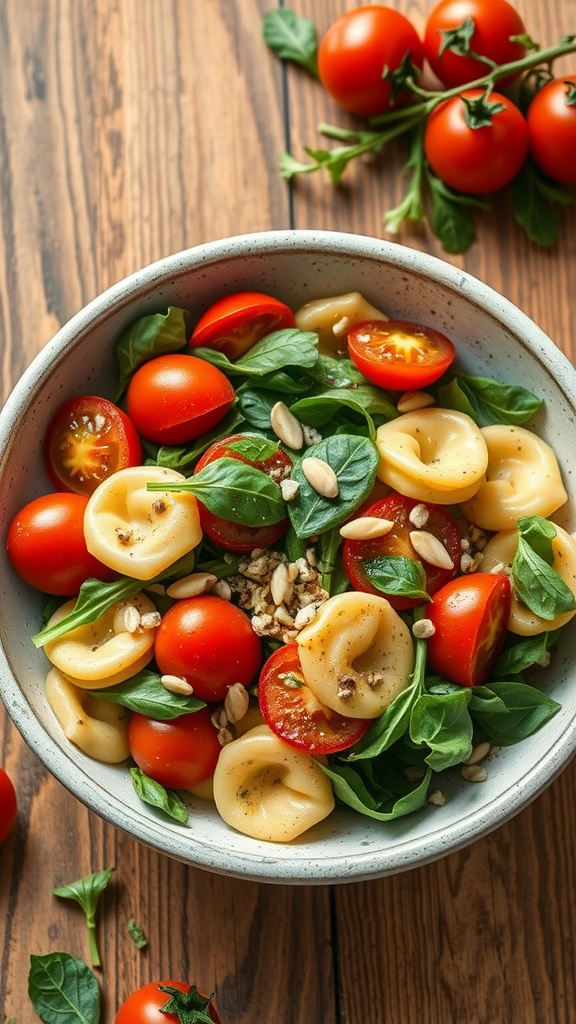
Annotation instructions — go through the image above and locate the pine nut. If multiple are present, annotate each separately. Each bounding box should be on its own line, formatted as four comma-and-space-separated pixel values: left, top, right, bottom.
409, 530, 454, 569
339, 517, 394, 540
461, 764, 487, 782
166, 572, 217, 599
408, 503, 429, 528
463, 741, 491, 766
301, 456, 339, 498
397, 390, 435, 413
224, 683, 250, 723
160, 674, 194, 696
270, 401, 304, 450
122, 605, 141, 633
270, 561, 290, 606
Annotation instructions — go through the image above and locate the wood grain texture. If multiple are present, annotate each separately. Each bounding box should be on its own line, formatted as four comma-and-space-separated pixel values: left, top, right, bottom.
1, 2, 575, 1022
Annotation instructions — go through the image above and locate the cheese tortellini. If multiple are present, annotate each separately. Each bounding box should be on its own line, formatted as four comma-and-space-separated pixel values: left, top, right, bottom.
84, 465, 202, 580
460, 424, 568, 531
46, 667, 130, 762
296, 592, 414, 719
482, 524, 576, 635
375, 408, 488, 504
295, 291, 388, 357
44, 592, 158, 688
213, 724, 335, 841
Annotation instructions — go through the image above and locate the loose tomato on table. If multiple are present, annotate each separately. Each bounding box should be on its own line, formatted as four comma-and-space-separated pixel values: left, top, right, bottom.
342, 493, 462, 611
425, 573, 512, 687
424, 89, 528, 194
115, 980, 220, 1024
527, 77, 576, 185
6, 492, 115, 595
194, 433, 292, 552
346, 319, 456, 391
258, 643, 372, 755
128, 707, 222, 790
44, 395, 142, 497
125, 353, 234, 445
0, 769, 17, 845
189, 291, 296, 360
423, 0, 527, 89
317, 6, 424, 117
154, 594, 262, 703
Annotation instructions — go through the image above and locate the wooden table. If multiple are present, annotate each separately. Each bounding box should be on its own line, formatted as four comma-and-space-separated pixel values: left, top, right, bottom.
1, 3, 575, 1022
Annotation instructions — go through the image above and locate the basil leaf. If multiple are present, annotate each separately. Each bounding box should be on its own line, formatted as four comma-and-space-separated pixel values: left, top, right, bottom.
129, 767, 190, 824
469, 681, 561, 745
89, 670, 205, 719
262, 9, 319, 77
513, 517, 576, 619
28, 952, 100, 1024
115, 306, 189, 399
493, 629, 560, 677
194, 328, 319, 378
426, 173, 481, 254
288, 434, 379, 539
510, 159, 572, 247
236, 386, 280, 429
409, 689, 473, 771
309, 356, 367, 389
53, 867, 114, 968
363, 554, 430, 601
438, 373, 543, 426
149, 456, 286, 526
321, 759, 432, 820
290, 384, 397, 436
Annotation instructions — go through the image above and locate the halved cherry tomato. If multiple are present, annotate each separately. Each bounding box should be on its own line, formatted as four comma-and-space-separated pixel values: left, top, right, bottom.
189, 291, 296, 361
343, 493, 462, 611
125, 353, 234, 445
347, 320, 456, 391
258, 644, 371, 755
44, 395, 142, 497
194, 433, 292, 552
116, 981, 220, 1024
426, 573, 512, 687
128, 707, 222, 790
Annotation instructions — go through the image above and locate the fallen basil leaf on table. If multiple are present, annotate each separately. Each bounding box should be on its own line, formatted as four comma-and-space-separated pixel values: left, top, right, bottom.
28, 952, 100, 1024
53, 866, 115, 968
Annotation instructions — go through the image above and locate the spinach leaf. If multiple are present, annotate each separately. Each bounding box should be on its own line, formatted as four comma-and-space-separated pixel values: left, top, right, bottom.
362, 554, 430, 602
510, 159, 573, 247
194, 327, 319, 378
321, 757, 432, 820
426, 172, 483, 254
148, 456, 286, 526
153, 406, 246, 471
309, 355, 368, 389
438, 373, 543, 426
236, 386, 280, 429
288, 434, 379, 539
469, 681, 561, 745
512, 516, 576, 619
493, 629, 561, 677
290, 383, 397, 436
409, 688, 473, 771
115, 306, 189, 399
129, 767, 190, 824
28, 952, 100, 1024
89, 670, 205, 719
53, 867, 114, 968
262, 9, 319, 77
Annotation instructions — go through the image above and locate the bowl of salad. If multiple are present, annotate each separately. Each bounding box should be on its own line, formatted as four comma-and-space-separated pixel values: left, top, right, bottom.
2, 229, 576, 883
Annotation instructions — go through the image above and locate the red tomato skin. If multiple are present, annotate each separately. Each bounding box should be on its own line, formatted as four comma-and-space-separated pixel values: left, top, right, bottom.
527, 77, 576, 185
154, 595, 261, 703
347, 319, 456, 391
343, 493, 462, 611
318, 6, 424, 117
44, 395, 143, 497
424, 89, 528, 194
125, 354, 234, 445
0, 769, 17, 845
423, 0, 527, 89
426, 573, 512, 687
128, 708, 222, 790
194, 433, 291, 552
258, 644, 371, 755
115, 980, 220, 1024
190, 291, 296, 361
6, 492, 114, 595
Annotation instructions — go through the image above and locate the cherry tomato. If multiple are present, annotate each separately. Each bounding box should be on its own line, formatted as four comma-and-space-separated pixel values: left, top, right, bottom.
258, 644, 372, 755
343, 493, 462, 612
0, 769, 17, 845
424, 0, 527, 89
194, 433, 292, 552
154, 594, 261, 703
347, 319, 456, 391
317, 6, 424, 117
426, 573, 512, 687
44, 395, 142, 497
190, 291, 296, 361
115, 980, 220, 1024
125, 353, 234, 445
128, 707, 222, 790
424, 89, 528, 194
7, 492, 115, 595
527, 77, 576, 185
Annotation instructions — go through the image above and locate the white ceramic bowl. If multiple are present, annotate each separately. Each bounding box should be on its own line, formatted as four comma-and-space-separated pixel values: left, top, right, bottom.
1, 230, 576, 884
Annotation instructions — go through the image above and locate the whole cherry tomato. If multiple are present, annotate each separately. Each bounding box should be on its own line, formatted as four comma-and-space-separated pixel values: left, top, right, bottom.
128, 708, 222, 790
190, 291, 296, 360
317, 6, 424, 117
423, 0, 527, 89
346, 319, 456, 391
7, 492, 114, 595
527, 77, 576, 184
424, 89, 528, 194
115, 980, 220, 1024
0, 769, 17, 845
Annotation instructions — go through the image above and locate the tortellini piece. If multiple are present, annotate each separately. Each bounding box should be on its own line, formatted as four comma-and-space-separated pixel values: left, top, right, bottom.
460, 425, 568, 531
44, 592, 158, 688
46, 667, 130, 762
296, 592, 414, 719
482, 524, 576, 635
84, 465, 202, 580
213, 724, 335, 841
294, 291, 388, 357
375, 408, 488, 504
